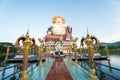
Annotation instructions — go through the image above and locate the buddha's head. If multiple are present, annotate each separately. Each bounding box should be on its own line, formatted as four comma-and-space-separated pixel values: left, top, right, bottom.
52, 16, 65, 25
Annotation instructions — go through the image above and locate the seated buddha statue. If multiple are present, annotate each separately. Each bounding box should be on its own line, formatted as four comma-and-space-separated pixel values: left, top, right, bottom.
45, 16, 72, 41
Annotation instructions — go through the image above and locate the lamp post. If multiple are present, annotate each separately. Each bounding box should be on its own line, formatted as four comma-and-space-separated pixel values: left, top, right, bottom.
20, 37, 31, 80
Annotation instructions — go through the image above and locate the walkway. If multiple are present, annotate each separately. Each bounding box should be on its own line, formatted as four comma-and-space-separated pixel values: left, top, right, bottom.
64, 59, 92, 80
46, 58, 73, 80
28, 58, 93, 80
28, 59, 54, 80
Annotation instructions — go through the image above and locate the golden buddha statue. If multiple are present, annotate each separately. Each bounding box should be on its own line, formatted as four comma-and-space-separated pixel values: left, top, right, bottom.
45, 16, 72, 41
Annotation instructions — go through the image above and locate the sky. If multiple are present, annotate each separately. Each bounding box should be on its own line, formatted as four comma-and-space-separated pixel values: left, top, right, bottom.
0, 0, 120, 45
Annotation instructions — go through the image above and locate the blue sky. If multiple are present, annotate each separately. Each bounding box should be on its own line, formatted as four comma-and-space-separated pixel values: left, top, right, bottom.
0, 0, 120, 44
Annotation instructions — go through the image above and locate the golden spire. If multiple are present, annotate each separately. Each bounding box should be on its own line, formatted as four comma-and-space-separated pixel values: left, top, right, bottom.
26, 25, 29, 37
87, 28, 89, 36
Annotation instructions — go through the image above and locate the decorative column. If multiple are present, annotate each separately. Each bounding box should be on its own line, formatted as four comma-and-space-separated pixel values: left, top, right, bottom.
68, 45, 72, 61
72, 37, 78, 66
79, 47, 82, 58
66, 45, 69, 60
38, 45, 43, 66
105, 46, 112, 72
5, 47, 10, 61
2, 47, 10, 79
38, 38, 44, 65
81, 32, 99, 79
85, 36, 94, 70
74, 44, 78, 66
46, 45, 50, 61
105, 46, 110, 58
85, 35, 98, 79
20, 37, 31, 80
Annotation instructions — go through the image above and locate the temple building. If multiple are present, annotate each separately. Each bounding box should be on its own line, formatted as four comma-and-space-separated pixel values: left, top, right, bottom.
1, 16, 115, 80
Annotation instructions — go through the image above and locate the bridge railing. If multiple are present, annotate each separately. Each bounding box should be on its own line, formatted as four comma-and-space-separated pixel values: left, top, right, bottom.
0, 62, 38, 80
94, 62, 120, 80
0, 63, 22, 72
78, 60, 120, 80
0, 63, 22, 80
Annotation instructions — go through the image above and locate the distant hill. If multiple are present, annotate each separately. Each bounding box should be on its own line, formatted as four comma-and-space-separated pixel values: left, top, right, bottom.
100, 41, 120, 47
99, 41, 120, 53
0, 42, 15, 47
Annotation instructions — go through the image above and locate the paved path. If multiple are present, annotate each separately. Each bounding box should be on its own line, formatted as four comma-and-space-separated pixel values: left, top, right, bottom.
46, 58, 73, 80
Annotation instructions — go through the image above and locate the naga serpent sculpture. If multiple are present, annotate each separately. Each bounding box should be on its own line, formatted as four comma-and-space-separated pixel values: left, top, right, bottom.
80, 35, 99, 47
15, 35, 36, 46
